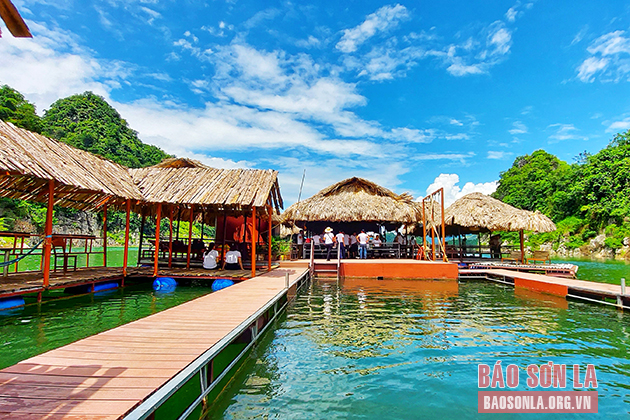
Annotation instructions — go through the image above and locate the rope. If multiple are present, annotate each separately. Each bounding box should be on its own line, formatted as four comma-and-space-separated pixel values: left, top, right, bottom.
0, 235, 48, 267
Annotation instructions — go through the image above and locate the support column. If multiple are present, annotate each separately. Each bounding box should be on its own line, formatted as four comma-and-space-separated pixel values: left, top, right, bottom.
251, 207, 257, 278
441, 190, 446, 262
102, 203, 108, 267
520, 230, 525, 264
153, 204, 162, 277
42, 179, 54, 288
187, 206, 194, 270
267, 205, 272, 271
221, 210, 228, 263
422, 201, 426, 260
168, 206, 173, 268
123, 199, 131, 278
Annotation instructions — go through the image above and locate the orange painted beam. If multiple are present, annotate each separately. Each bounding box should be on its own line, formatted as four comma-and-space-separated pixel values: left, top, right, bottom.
42, 180, 54, 288
122, 199, 131, 277
514, 277, 568, 297
251, 207, 257, 278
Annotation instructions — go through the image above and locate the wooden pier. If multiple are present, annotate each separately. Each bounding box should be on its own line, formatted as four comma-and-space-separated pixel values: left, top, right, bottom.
0, 266, 309, 419
460, 268, 630, 309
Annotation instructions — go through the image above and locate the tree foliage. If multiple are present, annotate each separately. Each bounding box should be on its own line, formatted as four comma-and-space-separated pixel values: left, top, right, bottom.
42, 92, 169, 168
0, 85, 42, 133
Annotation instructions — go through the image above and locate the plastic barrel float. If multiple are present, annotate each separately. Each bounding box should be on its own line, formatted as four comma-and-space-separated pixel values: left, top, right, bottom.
153, 277, 177, 292
0, 296, 25, 311
212, 279, 234, 291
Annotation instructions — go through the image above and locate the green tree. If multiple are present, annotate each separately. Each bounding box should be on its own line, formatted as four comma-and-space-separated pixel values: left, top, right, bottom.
573, 131, 630, 227
0, 84, 42, 133
42, 92, 170, 168
492, 150, 578, 221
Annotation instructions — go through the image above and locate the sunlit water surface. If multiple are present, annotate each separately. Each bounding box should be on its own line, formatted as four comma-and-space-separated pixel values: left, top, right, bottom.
209, 279, 630, 419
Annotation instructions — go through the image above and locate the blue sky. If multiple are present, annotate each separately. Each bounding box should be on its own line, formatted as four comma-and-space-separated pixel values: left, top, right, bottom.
2, 1, 630, 207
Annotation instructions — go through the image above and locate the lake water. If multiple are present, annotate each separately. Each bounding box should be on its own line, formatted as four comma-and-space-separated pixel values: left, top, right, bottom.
0, 282, 212, 369
209, 279, 630, 419
554, 258, 630, 285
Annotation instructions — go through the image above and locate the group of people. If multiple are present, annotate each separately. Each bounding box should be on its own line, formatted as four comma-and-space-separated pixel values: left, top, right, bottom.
201, 243, 244, 271
298, 228, 413, 261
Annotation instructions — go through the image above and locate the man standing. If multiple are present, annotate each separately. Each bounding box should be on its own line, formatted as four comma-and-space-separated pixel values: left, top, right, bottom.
297, 229, 304, 259
349, 232, 358, 258
358, 229, 369, 259
323, 227, 335, 261
336, 230, 346, 259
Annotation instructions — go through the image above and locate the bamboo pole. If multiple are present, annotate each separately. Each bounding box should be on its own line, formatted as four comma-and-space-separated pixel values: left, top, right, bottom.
123, 199, 131, 278
187, 205, 194, 270
42, 179, 54, 288
168, 206, 173, 268
422, 199, 426, 260
102, 203, 108, 267
431, 200, 436, 261
520, 230, 525, 264
267, 205, 272, 271
441, 188, 446, 262
153, 203, 162, 277
251, 207, 257, 278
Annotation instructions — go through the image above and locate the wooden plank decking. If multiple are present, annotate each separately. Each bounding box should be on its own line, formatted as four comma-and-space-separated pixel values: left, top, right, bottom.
0, 267, 308, 419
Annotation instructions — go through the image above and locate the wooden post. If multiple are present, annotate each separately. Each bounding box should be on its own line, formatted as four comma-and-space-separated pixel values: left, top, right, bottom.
175, 207, 181, 241
422, 201, 426, 260
267, 205, 272, 271
123, 199, 131, 277
520, 230, 525, 264
153, 203, 162, 277
251, 207, 257, 278
168, 206, 173, 268
187, 206, 194, 270
200, 208, 205, 242
441, 189, 446, 262
137, 212, 146, 267
221, 210, 228, 262
431, 202, 436, 261
102, 203, 108, 267
42, 179, 54, 288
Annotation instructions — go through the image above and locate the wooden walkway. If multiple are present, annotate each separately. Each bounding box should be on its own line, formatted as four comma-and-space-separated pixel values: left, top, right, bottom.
0, 266, 308, 419
460, 268, 629, 308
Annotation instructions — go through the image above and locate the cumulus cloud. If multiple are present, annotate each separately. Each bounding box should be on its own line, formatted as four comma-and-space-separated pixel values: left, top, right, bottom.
509, 120, 527, 135
487, 151, 512, 160
547, 123, 588, 142
336, 4, 409, 53
425, 173, 498, 207
576, 30, 630, 82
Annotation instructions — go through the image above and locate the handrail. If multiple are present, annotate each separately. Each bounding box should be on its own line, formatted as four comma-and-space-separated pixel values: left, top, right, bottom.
309, 241, 314, 276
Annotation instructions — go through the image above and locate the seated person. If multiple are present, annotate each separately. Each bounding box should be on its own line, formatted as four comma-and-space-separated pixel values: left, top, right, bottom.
222, 246, 243, 270
191, 239, 205, 259
203, 243, 219, 270
372, 234, 382, 247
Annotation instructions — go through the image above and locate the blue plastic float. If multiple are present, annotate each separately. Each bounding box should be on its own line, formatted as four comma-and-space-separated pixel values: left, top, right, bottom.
212, 279, 234, 291
0, 296, 25, 311
153, 277, 177, 292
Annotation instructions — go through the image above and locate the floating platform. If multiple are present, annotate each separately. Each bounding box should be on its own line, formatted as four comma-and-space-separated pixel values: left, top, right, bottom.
339, 259, 458, 280
0, 266, 310, 419
460, 268, 630, 309
467, 261, 579, 278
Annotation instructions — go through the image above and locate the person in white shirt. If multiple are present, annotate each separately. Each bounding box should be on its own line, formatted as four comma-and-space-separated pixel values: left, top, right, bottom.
395, 232, 405, 245
203, 243, 219, 269
222, 246, 243, 270
336, 231, 346, 259
357, 230, 369, 259
297, 229, 304, 259
313, 234, 321, 246
323, 227, 335, 261
373, 234, 382, 247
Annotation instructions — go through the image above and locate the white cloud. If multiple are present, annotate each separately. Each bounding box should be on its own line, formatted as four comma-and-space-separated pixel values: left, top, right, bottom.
547, 123, 588, 142
604, 117, 630, 133
487, 151, 512, 160
336, 4, 409, 53
576, 30, 630, 82
571, 26, 588, 46
505, 7, 518, 23
509, 120, 527, 135
425, 174, 498, 207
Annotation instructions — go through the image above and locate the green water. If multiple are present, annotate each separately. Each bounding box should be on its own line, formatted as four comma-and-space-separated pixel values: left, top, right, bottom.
209, 280, 630, 419
13, 246, 139, 272
0, 283, 212, 369
555, 258, 630, 285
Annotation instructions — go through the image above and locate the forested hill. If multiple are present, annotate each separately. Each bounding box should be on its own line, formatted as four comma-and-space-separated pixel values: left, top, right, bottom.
0, 85, 169, 168
493, 132, 630, 256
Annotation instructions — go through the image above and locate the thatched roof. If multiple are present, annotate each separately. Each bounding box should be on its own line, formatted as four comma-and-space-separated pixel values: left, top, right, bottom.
0, 121, 283, 214
280, 177, 420, 224
0, 120, 143, 210
130, 166, 282, 212
442, 192, 555, 233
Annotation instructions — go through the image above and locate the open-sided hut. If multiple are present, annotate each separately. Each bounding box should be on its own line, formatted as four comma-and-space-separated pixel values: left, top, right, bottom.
441, 192, 556, 262
280, 177, 421, 233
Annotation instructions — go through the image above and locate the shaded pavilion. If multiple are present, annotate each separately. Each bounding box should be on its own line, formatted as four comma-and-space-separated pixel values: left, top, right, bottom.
0, 120, 283, 297
280, 177, 421, 236
440, 192, 556, 263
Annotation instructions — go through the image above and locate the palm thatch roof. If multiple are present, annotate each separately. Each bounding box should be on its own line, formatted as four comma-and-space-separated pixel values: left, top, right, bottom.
129, 166, 281, 212
0, 120, 283, 214
0, 120, 143, 210
442, 192, 555, 233
280, 177, 420, 224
